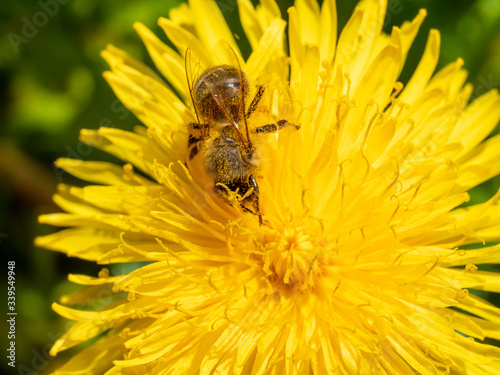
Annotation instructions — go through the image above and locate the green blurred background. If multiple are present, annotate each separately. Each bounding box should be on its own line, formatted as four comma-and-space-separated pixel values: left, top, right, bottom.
1, 0, 499, 373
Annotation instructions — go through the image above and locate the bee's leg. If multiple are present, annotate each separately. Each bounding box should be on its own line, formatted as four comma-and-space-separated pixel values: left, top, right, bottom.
214, 181, 248, 204
214, 180, 263, 225
246, 85, 265, 118
188, 134, 202, 160
248, 175, 263, 226
254, 119, 300, 134
188, 122, 203, 160
189, 122, 203, 137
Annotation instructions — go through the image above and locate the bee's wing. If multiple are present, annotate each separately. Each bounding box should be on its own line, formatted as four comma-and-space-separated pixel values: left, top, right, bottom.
229, 47, 251, 147
208, 44, 251, 148
185, 48, 211, 139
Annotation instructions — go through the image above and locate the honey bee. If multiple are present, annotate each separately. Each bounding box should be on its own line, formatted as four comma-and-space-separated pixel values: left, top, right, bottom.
186, 63, 299, 225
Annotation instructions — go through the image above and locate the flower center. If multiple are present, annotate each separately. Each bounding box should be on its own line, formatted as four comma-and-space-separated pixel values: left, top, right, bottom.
259, 218, 330, 291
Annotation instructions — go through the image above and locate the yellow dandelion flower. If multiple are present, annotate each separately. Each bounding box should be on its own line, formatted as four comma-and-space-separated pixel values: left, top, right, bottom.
37, 0, 500, 373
